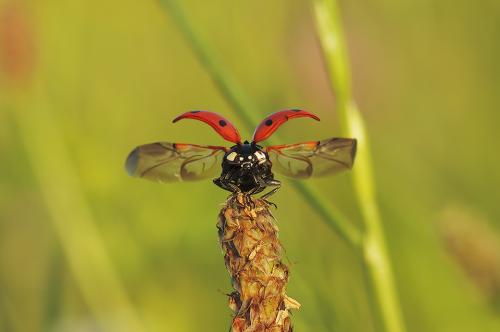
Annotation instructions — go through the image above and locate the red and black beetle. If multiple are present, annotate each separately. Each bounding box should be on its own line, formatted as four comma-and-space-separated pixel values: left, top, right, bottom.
126, 110, 357, 199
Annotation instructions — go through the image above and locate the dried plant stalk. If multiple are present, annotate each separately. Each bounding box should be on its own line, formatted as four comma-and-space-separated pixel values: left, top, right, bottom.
218, 194, 300, 332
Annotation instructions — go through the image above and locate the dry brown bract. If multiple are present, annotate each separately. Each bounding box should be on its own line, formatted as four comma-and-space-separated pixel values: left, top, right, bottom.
218, 194, 300, 332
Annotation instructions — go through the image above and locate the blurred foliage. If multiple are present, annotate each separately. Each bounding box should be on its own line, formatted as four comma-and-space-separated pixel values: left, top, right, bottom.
1, 0, 500, 331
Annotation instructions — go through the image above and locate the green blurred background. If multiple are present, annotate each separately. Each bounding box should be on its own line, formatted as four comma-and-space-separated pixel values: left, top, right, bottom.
1, 0, 500, 331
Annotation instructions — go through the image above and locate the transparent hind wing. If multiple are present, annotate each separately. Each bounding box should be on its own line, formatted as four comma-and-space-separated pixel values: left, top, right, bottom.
125, 142, 226, 182
266, 138, 357, 179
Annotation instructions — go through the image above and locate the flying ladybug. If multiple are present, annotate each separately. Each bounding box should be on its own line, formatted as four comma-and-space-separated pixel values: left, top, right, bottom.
125, 109, 357, 199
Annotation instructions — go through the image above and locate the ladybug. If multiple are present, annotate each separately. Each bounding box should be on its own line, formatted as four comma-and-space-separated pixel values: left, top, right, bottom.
126, 110, 357, 199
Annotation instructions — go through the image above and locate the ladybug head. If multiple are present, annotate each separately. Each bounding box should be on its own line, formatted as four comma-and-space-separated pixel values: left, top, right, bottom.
224, 142, 267, 169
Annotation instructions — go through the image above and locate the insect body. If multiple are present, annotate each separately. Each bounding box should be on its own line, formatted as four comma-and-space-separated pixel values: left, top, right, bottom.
214, 141, 280, 198
126, 110, 357, 199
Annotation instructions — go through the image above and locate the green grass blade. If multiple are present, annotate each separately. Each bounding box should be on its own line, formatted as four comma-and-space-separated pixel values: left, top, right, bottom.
313, 1, 407, 331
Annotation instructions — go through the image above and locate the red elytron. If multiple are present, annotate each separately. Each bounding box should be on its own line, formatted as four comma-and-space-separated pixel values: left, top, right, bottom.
126, 110, 356, 198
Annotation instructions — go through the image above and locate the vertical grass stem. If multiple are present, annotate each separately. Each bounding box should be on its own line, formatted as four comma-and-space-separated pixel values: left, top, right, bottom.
313, 1, 407, 331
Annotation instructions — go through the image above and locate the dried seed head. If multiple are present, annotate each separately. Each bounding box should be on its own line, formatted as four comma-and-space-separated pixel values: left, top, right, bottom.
218, 194, 299, 331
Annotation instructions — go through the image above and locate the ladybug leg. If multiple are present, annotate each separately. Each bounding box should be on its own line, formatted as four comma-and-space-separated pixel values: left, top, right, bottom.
248, 168, 269, 196
250, 170, 280, 208
213, 177, 232, 193
264, 199, 278, 210
239, 169, 267, 208
244, 193, 255, 208
260, 179, 281, 200
214, 170, 241, 194
248, 173, 265, 196
261, 186, 279, 209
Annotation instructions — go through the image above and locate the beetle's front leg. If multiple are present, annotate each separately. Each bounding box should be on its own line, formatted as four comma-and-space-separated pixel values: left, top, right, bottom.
249, 170, 280, 208
213, 170, 240, 194
213, 177, 232, 192
248, 170, 267, 196
261, 179, 281, 200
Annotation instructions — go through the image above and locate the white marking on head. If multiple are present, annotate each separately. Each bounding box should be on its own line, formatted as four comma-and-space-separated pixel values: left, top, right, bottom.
226, 152, 237, 161
254, 151, 267, 164
254, 151, 265, 160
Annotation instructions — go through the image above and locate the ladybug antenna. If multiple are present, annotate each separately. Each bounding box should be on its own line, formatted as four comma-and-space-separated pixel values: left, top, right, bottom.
173, 111, 242, 144
252, 109, 320, 143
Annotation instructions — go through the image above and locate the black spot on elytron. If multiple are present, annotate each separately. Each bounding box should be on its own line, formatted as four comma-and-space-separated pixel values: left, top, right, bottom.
191, 110, 201, 113
291, 109, 301, 112
219, 120, 227, 127
265, 119, 273, 126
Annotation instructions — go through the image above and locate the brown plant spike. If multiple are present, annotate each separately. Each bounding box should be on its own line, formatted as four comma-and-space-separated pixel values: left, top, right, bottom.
218, 194, 300, 332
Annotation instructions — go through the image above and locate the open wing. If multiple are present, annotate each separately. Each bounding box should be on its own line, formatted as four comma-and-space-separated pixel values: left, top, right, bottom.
266, 138, 357, 179
125, 142, 226, 182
